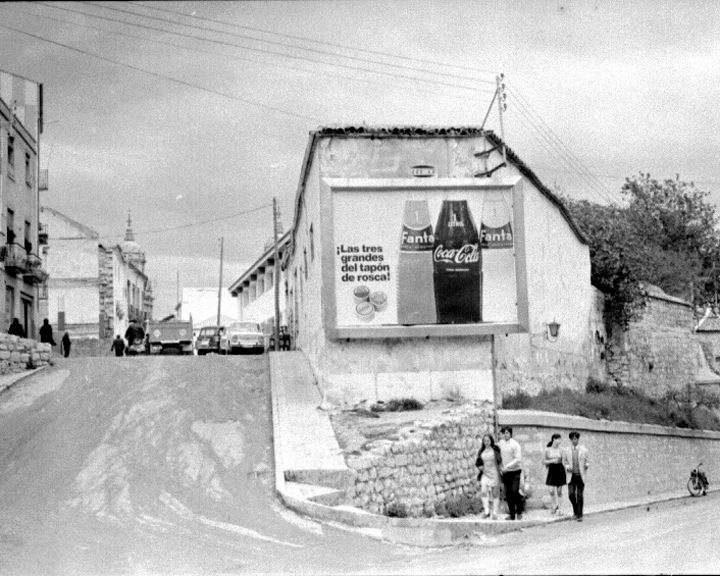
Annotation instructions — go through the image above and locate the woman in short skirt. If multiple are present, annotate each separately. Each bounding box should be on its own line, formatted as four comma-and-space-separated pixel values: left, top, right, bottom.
544, 433, 566, 515
475, 433, 502, 520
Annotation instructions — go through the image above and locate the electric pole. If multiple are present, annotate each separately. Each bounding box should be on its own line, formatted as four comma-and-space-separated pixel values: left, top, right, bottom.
217, 236, 224, 327
496, 73, 508, 166
273, 197, 280, 352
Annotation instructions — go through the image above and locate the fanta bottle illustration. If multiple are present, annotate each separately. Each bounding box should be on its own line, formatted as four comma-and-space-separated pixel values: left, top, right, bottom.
480, 190, 517, 321
433, 200, 482, 323
397, 200, 437, 325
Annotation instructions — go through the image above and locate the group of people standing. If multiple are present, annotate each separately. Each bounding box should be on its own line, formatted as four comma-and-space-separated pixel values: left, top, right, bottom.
476, 427, 590, 522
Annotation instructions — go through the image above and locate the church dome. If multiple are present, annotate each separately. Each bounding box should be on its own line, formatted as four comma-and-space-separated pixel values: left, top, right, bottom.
121, 212, 146, 269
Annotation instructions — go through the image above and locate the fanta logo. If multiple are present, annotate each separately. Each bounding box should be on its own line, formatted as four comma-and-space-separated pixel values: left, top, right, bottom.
401, 226, 434, 250
433, 244, 479, 264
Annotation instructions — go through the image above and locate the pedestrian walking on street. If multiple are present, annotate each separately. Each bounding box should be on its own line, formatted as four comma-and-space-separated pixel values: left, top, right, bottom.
39, 318, 56, 346
498, 426, 523, 520
475, 433, 502, 520
563, 430, 590, 521
60, 332, 72, 358
544, 433, 566, 515
8, 317, 26, 338
110, 334, 126, 357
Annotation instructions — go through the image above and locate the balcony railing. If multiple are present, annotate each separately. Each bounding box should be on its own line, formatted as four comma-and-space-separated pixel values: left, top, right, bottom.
4, 243, 28, 276
39, 223, 48, 246
23, 253, 48, 285
38, 169, 49, 191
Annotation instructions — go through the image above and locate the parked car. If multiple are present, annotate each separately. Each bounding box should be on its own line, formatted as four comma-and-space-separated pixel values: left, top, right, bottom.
220, 322, 265, 355
195, 326, 225, 355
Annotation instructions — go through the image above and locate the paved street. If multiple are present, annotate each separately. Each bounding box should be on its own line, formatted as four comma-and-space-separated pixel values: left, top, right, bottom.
355, 493, 720, 575
0, 357, 718, 575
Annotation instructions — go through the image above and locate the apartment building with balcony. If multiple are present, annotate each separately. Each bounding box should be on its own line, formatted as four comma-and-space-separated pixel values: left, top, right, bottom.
41, 207, 153, 341
0, 70, 46, 338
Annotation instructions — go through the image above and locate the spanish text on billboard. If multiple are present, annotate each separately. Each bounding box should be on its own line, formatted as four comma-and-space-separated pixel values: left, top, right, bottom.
334, 188, 517, 327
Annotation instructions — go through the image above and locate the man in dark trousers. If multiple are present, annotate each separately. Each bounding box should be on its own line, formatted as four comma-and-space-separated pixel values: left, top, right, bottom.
8, 318, 26, 338
39, 318, 56, 346
110, 334, 125, 357
60, 332, 71, 358
564, 430, 590, 521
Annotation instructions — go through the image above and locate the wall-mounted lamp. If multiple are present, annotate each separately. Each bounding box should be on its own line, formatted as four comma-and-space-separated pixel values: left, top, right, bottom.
547, 320, 561, 341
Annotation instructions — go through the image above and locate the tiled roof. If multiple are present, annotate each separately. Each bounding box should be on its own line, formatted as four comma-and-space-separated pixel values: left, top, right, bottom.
291, 125, 587, 247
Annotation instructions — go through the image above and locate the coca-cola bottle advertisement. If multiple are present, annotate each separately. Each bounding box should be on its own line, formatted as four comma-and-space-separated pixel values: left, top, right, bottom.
433, 200, 482, 323
397, 200, 437, 325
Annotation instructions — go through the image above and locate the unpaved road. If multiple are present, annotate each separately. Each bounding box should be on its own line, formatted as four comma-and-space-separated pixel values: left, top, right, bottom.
1, 356, 718, 575
0, 356, 411, 575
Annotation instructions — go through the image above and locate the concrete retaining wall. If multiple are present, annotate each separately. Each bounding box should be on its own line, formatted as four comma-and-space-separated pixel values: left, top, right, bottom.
0, 334, 52, 374
346, 404, 493, 517
499, 410, 720, 509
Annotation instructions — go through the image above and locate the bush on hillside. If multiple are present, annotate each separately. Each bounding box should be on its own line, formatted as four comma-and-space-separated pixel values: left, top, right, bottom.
502, 379, 720, 431
370, 397, 424, 412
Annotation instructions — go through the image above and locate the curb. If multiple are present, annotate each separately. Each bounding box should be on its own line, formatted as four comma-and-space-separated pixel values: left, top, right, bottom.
269, 365, 713, 547
0, 366, 47, 394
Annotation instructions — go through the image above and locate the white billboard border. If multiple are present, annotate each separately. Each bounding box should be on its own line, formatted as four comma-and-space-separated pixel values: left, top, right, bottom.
320, 177, 529, 340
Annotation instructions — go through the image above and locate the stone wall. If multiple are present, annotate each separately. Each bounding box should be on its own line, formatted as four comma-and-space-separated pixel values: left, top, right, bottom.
606, 286, 698, 397
65, 337, 114, 358
0, 334, 52, 374
98, 247, 115, 338
499, 410, 720, 510
346, 404, 492, 517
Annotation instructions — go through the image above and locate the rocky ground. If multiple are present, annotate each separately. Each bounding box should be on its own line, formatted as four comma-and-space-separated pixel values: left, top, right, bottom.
329, 398, 487, 455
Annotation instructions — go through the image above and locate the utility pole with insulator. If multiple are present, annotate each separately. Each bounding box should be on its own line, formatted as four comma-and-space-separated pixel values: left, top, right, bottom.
217, 236, 224, 327
273, 197, 280, 352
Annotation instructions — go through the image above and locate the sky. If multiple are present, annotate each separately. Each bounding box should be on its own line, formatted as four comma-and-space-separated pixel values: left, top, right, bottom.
1, 0, 719, 317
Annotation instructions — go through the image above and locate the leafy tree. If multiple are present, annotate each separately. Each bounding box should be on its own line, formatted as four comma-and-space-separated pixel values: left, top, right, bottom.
562, 173, 720, 328
621, 173, 720, 305
563, 198, 648, 328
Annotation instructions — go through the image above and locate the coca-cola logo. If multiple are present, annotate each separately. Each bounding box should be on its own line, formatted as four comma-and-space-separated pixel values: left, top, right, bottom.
433, 244, 479, 264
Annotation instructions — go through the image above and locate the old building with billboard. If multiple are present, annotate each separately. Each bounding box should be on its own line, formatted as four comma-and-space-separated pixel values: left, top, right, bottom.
41, 207, 153, 341
0, 70, 47, 338
284, 126, 595, 406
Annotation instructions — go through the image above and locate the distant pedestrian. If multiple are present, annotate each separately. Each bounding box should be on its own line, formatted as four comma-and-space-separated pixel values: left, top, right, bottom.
563, 431, 590, 521
60, 332, 72, 358
110, 334, 125, 357
544, 433, 566, 515
498, 426, 523, 521
8, 317, 26, 338
39, 318, 56, 346
475, 433, 502, 520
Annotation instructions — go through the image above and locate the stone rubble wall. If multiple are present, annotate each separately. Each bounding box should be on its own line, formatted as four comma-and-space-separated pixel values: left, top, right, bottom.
0, 334, 52, 374
607, 288, 699, 396
345, 405, 492, 517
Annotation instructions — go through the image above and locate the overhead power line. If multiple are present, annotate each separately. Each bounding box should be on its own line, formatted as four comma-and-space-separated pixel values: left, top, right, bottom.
2, 4, 486, 102
36, 2, 494, 94
507, 81, 618, 202
0, 21, 323, 123
96, 203, 273, 241
79, 0, 498, 86
128, 0, 500, 78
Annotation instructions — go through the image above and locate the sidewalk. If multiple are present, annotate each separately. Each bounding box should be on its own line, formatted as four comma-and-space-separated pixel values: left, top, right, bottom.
0, 367, 46, 394
269, 352, 708, 546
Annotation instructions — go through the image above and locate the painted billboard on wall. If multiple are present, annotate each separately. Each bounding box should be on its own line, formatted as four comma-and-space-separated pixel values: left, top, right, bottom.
334, 187, 518, 328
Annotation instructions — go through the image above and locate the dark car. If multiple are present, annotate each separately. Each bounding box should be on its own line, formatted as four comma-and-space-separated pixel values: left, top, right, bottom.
195, 326, 225, 355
